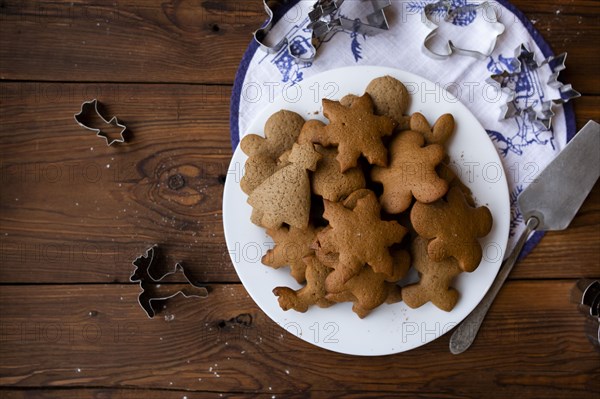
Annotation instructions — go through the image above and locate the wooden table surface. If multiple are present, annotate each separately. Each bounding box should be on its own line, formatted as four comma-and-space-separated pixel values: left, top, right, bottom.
1, 0, 599, 397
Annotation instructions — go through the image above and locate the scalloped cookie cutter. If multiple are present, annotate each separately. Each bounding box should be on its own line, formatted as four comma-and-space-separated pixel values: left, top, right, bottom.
487, 44, 581, 130
421, 0, 505, 60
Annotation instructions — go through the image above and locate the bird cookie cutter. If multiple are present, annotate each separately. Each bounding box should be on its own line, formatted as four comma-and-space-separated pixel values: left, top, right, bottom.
308, 0, 392, 43
421, 0, 505, 60
487, 44, 581, 130
130, 244, 208, 318
74, 99, 127, 146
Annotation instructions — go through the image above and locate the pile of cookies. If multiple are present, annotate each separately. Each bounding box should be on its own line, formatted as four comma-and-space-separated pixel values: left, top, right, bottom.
240, 76, 493, 318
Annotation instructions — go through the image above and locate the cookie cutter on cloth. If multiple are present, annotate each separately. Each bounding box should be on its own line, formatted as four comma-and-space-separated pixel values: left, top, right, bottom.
421, 1, 505, 60
254, 0, 392, 64
487, 44, 581, 130
308, 0, 392, 43
130, 244, 208, 318
74, 99, 127, 146
254, 0, 317, 64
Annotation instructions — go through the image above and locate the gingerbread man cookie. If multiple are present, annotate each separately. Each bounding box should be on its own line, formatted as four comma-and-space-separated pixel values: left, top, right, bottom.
410, 187, 493, 272
272, 255, 333, 313
263, 224, 322, 283
402, 236, 463, 312
371, 130, 448, 214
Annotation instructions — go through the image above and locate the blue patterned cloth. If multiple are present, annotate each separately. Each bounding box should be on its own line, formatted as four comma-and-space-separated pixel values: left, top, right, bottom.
230, 0, 576, 259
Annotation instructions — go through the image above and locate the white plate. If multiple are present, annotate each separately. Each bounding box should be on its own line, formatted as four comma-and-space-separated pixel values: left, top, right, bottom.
223, 66, 510, 356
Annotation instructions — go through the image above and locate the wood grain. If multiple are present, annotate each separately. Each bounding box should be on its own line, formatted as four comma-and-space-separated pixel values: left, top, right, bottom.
1, 1, 599, 397
0, 1, 598, 93
1, 83, 599, 283
0, 282, 598, 397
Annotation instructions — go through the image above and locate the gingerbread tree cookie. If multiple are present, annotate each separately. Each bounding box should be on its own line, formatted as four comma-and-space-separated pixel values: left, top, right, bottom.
403, 236, 463, 312
248, 143, 322, 229
263, 224, 322, 283
314, 190, 407, 283
272, 255, 333, 313
410, 187, 493, 272
308, 94, 397, 172
371, 130, 448, 214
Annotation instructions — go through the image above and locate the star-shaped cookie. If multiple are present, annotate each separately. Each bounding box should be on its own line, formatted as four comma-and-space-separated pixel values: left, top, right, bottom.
309, 94, 396, 172
314, 190, 407, 283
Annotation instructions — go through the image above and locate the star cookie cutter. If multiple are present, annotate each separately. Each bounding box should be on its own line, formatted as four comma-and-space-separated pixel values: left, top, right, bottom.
308, 0, 392, 43
254, 0, 316, 64
130, 245, 208, 318
421, 1, 505, 60
74, 99, 127, 146
487, 44, 581, 130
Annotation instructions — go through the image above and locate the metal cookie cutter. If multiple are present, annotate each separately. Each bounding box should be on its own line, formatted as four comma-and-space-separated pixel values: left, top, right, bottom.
74, 99, 127, 146
308, 0, 392, 43
130, 244, 208, 318
421, 1, 505, 60
487, 44, 581, 129
254, 0, 317, 64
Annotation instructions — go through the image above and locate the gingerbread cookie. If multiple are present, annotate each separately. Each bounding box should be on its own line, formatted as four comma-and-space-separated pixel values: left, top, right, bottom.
240, 110, 305, 194
272, 255, 333, 312
248, 143, 322, 229
314, 190, 407, 283
312, 146, 366, 201
324, 250, 409, 318
241, 110, 305, 159
410, 187, 493, 272
402, 236, 463, 311
308, 94, 397, 172
409, 113, 455, 146
371, 130, 448, 214
366, 75, 411, 131
297, 119, 326, 145
437, 162, 475, 207
263, 224, 322, 283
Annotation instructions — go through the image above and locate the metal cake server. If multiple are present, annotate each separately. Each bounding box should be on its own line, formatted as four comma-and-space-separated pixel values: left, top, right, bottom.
450, 120, 600, 354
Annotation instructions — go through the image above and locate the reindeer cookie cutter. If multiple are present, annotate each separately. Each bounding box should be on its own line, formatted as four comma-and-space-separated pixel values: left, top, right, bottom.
130, 244, 208, 318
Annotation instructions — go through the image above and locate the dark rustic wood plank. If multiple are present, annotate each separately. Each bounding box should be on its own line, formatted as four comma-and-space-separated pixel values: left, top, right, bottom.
0, 390, 311, 399
0, 1, 598, 92
0, 282, 598, 397
1, 83, 599, 283
0, 82, 233, 283
0, 0, 266, 84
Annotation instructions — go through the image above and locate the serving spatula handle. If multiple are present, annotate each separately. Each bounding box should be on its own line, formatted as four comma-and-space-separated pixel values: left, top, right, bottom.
449, 216, 539, 354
